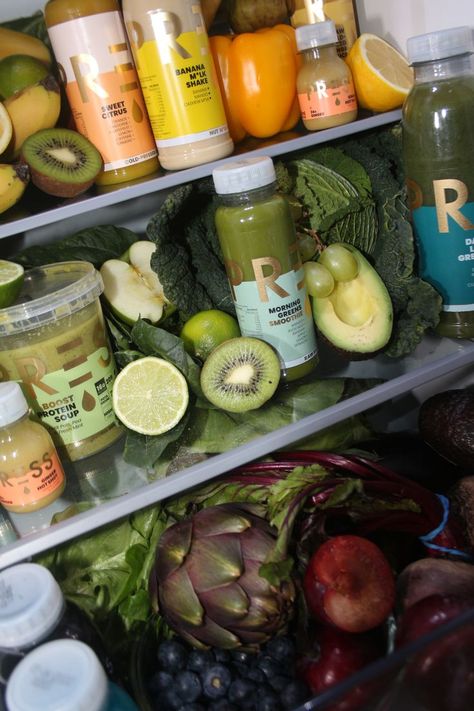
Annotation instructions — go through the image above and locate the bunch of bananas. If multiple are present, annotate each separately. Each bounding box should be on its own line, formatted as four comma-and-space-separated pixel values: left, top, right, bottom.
0, 27, 60, 215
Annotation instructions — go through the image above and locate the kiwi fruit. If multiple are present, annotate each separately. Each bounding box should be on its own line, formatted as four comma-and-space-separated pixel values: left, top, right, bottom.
200, 336, 281, 413
20, 127, 103, 198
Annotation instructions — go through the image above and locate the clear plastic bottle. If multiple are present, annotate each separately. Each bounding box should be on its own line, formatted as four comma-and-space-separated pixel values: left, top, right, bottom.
44, 0, 159, 187
212, 156, 318, 382
0, 563, 114, 689
122, 0, 234, 170
403, 26, 474, 339
0, 382, 65, 513
5, 639, 137, 711
295, 20, 357, 131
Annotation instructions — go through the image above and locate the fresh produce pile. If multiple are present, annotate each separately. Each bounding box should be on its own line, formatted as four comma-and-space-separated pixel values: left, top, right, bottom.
37, 389, 474, 710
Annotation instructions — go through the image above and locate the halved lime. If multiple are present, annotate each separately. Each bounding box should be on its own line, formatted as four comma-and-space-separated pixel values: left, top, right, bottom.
0, 260, 24, 308
112, 356, 189, 435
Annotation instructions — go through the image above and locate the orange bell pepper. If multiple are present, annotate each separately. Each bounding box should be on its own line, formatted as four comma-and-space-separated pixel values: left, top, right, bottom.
209, 35, 247, 144
210, 26, 300, 142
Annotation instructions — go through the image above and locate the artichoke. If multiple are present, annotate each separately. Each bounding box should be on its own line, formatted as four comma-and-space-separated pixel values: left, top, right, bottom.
150, 503, 295, 649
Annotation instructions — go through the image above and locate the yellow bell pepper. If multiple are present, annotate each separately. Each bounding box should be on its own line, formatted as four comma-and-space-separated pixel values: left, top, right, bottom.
210, 25, 300, 142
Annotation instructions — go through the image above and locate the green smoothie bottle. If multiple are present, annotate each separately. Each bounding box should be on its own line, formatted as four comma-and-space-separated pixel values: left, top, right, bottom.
403, 26, 474, 339
212, 156, 318, 382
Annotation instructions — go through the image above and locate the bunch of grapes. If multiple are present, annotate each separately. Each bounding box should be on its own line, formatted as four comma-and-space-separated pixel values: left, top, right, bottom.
146, 635, 311, 711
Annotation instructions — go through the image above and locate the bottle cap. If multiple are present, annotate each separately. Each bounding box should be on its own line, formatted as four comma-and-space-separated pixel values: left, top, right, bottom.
5, 639, 108, 711
0, 563, 65, 648
407, 26, 473, 64
296, 20, 337, 51
212, 156, 276, 195
0, 382, 28, 427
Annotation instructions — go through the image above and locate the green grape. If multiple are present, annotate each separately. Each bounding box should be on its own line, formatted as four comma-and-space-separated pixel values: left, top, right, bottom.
297, 231, 318, 262
303, 261, 335, 298
318, 243, 359, 282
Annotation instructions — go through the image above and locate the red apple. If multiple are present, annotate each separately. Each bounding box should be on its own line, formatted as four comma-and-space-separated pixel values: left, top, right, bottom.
303, 535, 396, 633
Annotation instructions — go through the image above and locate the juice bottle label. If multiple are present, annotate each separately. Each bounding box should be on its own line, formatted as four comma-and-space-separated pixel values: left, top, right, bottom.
229, 264, 318, 369
47, 11, 157, 171
409, 178, 474, 311
0, 451, 64, 509
127, 21, 228, 147
298, 79, 357, 120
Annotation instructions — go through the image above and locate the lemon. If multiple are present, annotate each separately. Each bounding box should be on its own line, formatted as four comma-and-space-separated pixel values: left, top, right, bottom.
0, 103, 13, 156
180, 309, 241, 361
346, 34, 414, 113
112, 356, 189, 435
0, 54, 49, 100
0, 260, 24, 309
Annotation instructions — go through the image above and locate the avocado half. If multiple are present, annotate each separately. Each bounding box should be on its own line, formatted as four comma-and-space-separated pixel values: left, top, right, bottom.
312, 245, 393, 359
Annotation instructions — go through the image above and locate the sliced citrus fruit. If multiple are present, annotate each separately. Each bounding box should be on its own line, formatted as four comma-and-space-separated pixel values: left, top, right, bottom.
112, 356, 189, 435
0, 102, 13, 155
346, 33, 414, 113
0, 259, 24, 309
180, 309, 241, 361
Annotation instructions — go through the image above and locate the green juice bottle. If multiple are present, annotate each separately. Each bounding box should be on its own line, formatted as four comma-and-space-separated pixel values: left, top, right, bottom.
402, 26, 474, 339
212, 156, 318, 382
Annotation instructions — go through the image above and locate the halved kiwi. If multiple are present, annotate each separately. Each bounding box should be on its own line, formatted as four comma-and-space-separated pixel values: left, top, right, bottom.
21, 127, 103, 198
200, 336, 281, 413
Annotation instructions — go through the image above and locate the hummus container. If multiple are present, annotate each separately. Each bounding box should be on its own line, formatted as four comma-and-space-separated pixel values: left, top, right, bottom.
0, 261, 122, 461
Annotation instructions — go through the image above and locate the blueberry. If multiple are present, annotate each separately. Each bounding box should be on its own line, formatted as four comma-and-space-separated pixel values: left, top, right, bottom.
158, 639, 188, 673
280, 680, 311, 709
269, 675, 290, 693
175, 670, 202, 703
246, 667, 266, 684
231, 649, 253, 666
201, 664, 233, 699
259, 689, 281, 711
156, 687, 183, 710
178, 704, 206, 711
208, 701, 238, 711
231, 661, 248, 679
187, 648, 214, 673
213, 648, 231, 664
148, 669, 174, 695
228, 678, 256, 706
257, 655, 285, 680
265, 636, 296, 665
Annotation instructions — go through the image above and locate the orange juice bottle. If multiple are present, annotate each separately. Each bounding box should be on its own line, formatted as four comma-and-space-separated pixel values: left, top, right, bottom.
45, 0, 159, 186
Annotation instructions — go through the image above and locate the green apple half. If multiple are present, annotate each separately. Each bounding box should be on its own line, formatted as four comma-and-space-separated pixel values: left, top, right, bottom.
100, 240, 174, 325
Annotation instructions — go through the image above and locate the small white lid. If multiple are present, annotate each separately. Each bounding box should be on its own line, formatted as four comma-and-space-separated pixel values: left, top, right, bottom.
0, 563, 64, 649
407, 26, 473, 64
212, 156, 276, 195
5, 639, 108, 711
0, 382, 28, 427
296, 20, 337, 51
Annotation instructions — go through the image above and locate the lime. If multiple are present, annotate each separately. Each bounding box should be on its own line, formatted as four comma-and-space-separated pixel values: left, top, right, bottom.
112, 356, 189, 435
0, 260, 24, 309
0, 103, 13, 156
180, 309, 241, 361
0, 54, 49, 100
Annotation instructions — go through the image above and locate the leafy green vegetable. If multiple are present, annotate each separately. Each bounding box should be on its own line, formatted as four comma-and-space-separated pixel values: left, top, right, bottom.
147, 184, 233, 317
14, 226, 138, 269
123, 411, 191, 469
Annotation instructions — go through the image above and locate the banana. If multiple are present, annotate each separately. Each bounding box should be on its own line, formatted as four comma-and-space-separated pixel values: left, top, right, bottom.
0, 163, 29, 214
3, 76, 61, 159
0, 27, 52, 66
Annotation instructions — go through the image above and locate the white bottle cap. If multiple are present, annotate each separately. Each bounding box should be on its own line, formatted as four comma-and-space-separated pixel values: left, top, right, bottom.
5, 639, 108, 711
0, 563, 64, 649
0, 382, 28, 427
407, 26, 473, 64
296, 20, 337, 51
212, 156, 276, 195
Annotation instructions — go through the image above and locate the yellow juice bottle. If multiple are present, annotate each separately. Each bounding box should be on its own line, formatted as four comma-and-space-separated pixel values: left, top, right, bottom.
44, 0, 159, 186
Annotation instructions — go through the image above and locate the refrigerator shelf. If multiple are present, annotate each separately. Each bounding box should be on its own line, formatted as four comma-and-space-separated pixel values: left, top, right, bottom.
1, 333, 473, 569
